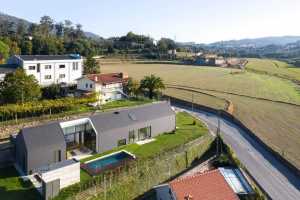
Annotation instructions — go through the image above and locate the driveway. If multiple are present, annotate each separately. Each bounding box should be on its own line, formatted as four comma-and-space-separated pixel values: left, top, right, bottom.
173, 104, 300, 200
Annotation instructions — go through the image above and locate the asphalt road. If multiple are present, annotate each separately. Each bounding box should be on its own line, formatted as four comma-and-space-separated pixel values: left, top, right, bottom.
173, 104, 300, 200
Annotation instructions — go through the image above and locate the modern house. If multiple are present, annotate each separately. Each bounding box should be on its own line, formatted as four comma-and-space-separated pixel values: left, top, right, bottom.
14, 102, 176, 175
77, 73, 128, 104
7, 54, 83, 86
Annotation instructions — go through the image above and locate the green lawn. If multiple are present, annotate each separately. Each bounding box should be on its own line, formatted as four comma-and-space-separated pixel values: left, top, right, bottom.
101, 98, 153, 110
80, 111, 208, 180
0, 167, 40, 200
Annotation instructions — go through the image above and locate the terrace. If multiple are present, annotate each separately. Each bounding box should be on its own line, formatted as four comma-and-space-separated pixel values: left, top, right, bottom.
60, 118, 97, 160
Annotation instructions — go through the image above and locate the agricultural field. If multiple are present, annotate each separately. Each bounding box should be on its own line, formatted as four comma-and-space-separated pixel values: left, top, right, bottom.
101, 59, 300, 169
246, 58, 300, 82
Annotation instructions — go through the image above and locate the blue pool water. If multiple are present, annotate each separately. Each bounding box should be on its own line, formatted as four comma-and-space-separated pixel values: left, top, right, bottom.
86, 151, 133, 170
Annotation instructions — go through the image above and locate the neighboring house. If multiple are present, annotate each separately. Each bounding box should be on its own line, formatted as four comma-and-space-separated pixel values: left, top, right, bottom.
0, 64, 19, 81
14, 102, 176, 175
77, 73, 128, 104
154, 168, 253, 200
7, 54, 83, 86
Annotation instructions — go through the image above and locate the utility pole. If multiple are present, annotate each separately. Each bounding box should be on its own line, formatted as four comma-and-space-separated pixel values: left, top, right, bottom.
216, 110, 221, 156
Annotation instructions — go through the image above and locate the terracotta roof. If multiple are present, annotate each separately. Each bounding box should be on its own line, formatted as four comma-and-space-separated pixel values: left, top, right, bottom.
85, 73, 126, 85
170, 169, 239, 200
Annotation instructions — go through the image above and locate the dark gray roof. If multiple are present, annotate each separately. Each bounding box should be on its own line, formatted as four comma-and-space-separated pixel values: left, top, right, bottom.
0, 64, 19, 74
18, 54, 81, 61
90, 102, 175, 133
20, 122, 65, 152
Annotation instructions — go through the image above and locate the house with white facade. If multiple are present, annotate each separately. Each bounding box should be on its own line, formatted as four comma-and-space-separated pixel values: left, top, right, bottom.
77, 73, 128, 104
7, 54, 83, 86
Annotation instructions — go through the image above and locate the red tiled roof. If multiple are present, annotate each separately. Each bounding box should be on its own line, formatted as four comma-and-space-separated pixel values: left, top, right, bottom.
85, 73, 125, 85
170, 169, 239, 200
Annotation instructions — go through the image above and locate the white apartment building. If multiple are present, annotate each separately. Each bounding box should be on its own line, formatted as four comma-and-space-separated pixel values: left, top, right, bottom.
77, 73, 128, 104
7, 55, 83, 86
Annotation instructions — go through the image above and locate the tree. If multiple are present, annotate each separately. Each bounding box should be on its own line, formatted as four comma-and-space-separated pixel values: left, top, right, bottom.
42, 84, 62, 99
39, 15, 54, 37
0, 41, 9, 64
84, 56, 100, 74
140, 74, 165, 99
124, 77, 140, 97
21, 40, 32, 55
0, 68, 41, 104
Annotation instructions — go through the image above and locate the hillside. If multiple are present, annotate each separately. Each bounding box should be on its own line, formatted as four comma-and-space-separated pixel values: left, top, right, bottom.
210, 36, 300, 48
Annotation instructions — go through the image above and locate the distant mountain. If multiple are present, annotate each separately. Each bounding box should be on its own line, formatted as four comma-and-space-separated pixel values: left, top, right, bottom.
0, 12, 101, 39
210, 36, 300, 48
0, 12, 31, 28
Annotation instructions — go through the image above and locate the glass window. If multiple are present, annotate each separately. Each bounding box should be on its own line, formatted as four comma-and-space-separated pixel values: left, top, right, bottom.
73, 62, 79, 70
28, 66, 35, 70
45, 65, 51, 69
59, 64, 65, 69
85, 83, 88, 88
44, 75, 52, 80
117, 139, 126, 147
90, 84, 93, 88
59, 74, 65, 78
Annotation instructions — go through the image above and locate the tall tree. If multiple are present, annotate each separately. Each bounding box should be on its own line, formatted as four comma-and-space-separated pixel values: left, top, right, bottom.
39, 15, 54, 36
140, 74, 165, 99
0, 68, 41, 104
84, 56, 100, 74
124, 77, 140, 97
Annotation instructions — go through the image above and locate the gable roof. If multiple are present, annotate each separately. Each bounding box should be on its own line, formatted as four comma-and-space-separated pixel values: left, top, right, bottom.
90, 101, 175, 133
0, 64, 19, 74
18, 55, 82, 61
82, 73, 125, 85
20, 122, 65, 152
170, 169, 239, 200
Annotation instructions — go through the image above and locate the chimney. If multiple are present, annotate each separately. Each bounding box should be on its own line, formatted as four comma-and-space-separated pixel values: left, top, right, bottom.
184, 194, 193, 200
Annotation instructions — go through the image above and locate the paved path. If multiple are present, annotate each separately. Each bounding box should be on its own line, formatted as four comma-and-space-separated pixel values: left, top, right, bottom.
174, 104, 300, 200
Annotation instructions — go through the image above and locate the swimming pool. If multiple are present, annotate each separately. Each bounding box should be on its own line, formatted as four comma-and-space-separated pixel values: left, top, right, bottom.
81, 150, 135, 176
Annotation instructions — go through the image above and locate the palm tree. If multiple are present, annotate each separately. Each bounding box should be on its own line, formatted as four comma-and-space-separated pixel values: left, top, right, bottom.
140, 74, 165, 99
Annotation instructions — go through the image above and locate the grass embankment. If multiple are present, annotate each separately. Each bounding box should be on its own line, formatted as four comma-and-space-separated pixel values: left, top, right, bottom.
246, 58, 300, 83
0, 167, 39, 200
101, 60, 300, 169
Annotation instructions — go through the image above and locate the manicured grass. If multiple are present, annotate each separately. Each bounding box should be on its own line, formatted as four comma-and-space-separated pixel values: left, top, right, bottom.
101, 60, 300, 170
0, 166, 40, 200
101, 98, 153, 110
80, 112, 208, 179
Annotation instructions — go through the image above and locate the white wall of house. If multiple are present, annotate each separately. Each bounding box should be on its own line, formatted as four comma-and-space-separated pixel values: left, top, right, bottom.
8, 56, 83, 86
40, 161, 80, 189
77, 77, 123, 104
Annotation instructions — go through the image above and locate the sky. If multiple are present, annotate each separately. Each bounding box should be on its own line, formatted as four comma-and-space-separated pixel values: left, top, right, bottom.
1, 0, 300, 43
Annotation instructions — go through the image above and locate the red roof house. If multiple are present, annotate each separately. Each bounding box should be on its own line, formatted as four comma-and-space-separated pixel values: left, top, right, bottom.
169, 169, 239, 200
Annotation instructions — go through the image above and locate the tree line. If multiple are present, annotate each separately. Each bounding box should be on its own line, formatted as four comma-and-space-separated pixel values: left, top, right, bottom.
0, 15, 178, 63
